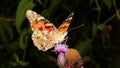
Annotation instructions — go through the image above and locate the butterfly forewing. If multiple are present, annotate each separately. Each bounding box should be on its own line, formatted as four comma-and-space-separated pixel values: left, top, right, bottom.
26, 10, 58, 32
58, 12, 74, 34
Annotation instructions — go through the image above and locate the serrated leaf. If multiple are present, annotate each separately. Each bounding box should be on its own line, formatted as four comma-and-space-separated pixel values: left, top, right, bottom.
16, 0, 35, 33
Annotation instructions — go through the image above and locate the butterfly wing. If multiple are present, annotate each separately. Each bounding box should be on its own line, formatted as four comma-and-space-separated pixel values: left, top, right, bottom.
58, 12, 74, 34
26, 10, 74, 51
26, 10, 58, 32
26, 10, 58, 51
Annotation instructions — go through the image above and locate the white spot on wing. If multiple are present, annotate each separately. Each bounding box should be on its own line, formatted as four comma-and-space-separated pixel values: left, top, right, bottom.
33, 31, 37, 35
26, 10, 32, 17
31, 28, 34, 31
37, 16, 45, 21
68, 17, 72, 20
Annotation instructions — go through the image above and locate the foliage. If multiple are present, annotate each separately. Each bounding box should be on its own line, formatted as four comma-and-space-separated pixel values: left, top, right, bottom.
0, 0, 120, 68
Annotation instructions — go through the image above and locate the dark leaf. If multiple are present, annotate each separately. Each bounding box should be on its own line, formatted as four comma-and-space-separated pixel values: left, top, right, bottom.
16, 0, 35, 32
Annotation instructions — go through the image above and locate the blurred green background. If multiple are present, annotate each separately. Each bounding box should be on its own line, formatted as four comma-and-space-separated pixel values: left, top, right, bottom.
0, 0, 120, 68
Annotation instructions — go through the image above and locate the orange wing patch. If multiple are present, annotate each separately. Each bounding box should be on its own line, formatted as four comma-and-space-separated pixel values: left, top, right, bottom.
33, 20, 45, 31
58, 22, 70, 34
33, 19, 55, 31
58, 11, 74, 34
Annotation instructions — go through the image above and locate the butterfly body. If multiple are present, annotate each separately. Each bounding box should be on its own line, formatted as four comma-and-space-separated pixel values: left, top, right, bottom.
26, 10, 74, 51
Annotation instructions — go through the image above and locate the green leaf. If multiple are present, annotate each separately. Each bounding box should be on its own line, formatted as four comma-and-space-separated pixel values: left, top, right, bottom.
94, 7, 101, 11
92, 22, 98, 37
19, 28, 31, 50
37, 0, 42, 4
14, 53, 20, 62
14, 53, 29, 66
16, 0, 35, 33
97, 24, 105, 30
0, 22, 13, 43
19, 32, 25, 50
102, 0, 112, 9
18, 61, 29, 66
19, 30, 28, 50
42, 0, 60, 18
2, 22, 13, 40
0, 23, 7, 43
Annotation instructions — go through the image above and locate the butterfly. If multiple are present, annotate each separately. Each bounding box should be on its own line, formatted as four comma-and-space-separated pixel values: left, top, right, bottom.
26, 10, 74, 51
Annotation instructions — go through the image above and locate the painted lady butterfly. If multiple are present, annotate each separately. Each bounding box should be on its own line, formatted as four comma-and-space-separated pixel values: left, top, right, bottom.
26, 10, 74, 51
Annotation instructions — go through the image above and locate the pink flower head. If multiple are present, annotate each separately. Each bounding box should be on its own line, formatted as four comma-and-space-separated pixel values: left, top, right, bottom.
54, 44, 68, 53
57, 53, 66, 68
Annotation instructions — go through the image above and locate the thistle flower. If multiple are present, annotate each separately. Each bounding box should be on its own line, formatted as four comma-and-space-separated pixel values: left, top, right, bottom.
54, 44, 84, 68
65, 48, 84, 68
54, 44, 68, 53
57, 53, 66, 68
54, 44, 68, 68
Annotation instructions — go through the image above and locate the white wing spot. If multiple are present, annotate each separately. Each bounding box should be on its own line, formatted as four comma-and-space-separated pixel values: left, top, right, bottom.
37, 17, 45, 21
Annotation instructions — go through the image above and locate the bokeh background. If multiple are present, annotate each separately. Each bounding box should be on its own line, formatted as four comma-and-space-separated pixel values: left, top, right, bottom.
0, 0, 120, 68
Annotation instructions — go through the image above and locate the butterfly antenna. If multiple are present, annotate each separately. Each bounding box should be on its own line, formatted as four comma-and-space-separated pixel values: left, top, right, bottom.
68, 24, 84, 31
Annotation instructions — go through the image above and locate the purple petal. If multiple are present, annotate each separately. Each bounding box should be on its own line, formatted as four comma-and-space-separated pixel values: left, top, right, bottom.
57, 53, 66, 68
54, 44, 68, 53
